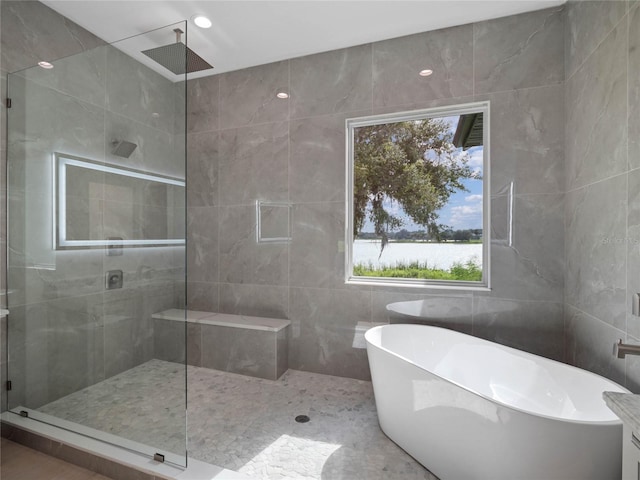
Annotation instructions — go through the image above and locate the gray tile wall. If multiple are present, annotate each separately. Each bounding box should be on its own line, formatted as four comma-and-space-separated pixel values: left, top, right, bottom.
187, 7, 566, 380
6, 0, 636, 400
1, 1, 186, 409
564, 1, 640, 391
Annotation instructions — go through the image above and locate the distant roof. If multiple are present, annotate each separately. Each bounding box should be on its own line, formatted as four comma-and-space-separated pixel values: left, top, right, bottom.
452, 113, 484, 150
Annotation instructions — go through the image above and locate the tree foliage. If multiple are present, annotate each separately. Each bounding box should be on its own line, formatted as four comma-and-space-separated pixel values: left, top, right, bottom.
354, 118, 478, 251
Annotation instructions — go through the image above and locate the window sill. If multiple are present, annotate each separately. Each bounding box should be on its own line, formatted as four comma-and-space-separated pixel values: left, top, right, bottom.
346, 276, 491, 292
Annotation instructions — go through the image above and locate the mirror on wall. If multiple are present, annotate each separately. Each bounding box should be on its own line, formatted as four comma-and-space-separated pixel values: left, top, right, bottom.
55, 153, 185, 249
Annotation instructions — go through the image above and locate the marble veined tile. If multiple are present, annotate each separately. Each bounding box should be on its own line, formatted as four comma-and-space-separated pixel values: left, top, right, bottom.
38, 359, 437, 480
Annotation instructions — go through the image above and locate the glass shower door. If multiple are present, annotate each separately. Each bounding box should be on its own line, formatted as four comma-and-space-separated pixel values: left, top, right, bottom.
5, 22, 187, 466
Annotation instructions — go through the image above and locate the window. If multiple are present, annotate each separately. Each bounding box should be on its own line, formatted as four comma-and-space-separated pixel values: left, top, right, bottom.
345, 102, 490, 289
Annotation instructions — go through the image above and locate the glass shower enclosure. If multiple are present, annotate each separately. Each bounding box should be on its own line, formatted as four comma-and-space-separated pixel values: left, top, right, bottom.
4, 22, 188, 466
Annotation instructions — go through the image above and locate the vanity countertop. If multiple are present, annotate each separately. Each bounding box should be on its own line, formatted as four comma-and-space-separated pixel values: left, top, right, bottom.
604, 392, 640, 431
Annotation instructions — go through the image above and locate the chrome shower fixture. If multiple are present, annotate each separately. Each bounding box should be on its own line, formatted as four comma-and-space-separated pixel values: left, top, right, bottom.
111, 139, 138, 158
141, 28, 213, 75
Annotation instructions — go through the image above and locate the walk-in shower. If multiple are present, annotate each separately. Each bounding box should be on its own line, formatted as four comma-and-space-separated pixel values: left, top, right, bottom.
4, 21, 188, 467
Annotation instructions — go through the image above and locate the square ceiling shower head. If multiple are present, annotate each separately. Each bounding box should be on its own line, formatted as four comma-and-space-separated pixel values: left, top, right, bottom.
142, 28, 213, 75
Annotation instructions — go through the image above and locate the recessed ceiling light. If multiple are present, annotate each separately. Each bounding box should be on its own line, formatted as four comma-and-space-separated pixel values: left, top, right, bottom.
276, 92, 289, 99
419, 69, 433, 77
38, 61, 54, 69
193, 15, 212, 29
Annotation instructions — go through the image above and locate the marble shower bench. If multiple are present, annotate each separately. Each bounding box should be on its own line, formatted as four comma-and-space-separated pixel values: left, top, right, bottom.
152, 309, 290, 380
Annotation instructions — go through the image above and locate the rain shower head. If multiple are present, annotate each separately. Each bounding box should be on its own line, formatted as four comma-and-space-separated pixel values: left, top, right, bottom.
142, 28, 213, 75
112, 140, 138, 158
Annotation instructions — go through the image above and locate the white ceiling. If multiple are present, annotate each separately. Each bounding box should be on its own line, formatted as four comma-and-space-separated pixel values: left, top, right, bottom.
42, 0, 566, 81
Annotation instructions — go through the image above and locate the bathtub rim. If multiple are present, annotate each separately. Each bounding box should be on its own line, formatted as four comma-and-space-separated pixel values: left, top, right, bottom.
365, 323, 629, 426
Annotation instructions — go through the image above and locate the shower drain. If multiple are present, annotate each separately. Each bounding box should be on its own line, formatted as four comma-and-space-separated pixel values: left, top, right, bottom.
295, 415, 310, 423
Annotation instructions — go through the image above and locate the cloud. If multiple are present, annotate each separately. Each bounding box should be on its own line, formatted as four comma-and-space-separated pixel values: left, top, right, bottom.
467, 148, 484, 168
449, 200, 483, 229
453, 147, 484, 172
465, 194, 483, 202
450, 205, 482, 229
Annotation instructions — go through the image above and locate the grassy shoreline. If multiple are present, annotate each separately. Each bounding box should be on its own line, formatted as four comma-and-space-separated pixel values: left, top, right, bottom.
356, 239, 482, 244
354, 260, 482, 281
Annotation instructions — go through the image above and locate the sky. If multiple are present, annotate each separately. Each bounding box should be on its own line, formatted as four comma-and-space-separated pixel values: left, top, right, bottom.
360, 116, 484, 233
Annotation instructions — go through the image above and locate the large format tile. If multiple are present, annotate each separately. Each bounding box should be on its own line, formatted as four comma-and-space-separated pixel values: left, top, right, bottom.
565, 0, 628, 80
481, 194, 564, 303
565, 22, 627, 190
8, 242, 104, 307
219, 61, 289, 129
153, 319, 186, 364
45, 295, 106, 403
627, 169, 640, 339
291, 45, 372, 119
187, 131, 219, 207
623, 334, 640, 392
0, 1, 104, 74
219, 283, 289, 319
105, 46, 175, 133
474, 7, 564, 94
105, 111, 181, 178
218, 205, 288, 286
564, 305, 625, 385
289, 287, 372, 380
473, 298, 564, 361
483, 85, 564, 195
7, 78, 105, 194
219, 122, 288, 206
7, 302, 57, 409
373, 24, 473, 108
290, 202, 345, 289
186, 281, 219, 312
12, 44, 107, 108
201, 324, 280, 380
629, 5, 640, 170
187, 75, 219, 134
290, 112, 355, 203
565, 176, 627, 331
8, 294, 107, 408
103, 289, 154, 379
186, 206, 219, 283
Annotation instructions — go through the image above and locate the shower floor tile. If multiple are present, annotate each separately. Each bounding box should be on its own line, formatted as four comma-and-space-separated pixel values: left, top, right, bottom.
39, 359, 437, 480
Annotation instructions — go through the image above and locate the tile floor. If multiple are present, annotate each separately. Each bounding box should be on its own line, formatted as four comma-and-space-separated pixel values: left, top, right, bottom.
39, 360, 437, 479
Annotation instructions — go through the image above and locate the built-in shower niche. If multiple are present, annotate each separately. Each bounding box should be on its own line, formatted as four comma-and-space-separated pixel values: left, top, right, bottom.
256, 200, 291, 243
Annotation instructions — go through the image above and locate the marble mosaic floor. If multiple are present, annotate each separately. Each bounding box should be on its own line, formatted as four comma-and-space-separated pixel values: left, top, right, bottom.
39, 359, 437, 480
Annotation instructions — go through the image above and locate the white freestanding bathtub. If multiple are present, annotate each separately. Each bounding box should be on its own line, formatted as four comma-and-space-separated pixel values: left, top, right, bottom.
364, 324, 629, 480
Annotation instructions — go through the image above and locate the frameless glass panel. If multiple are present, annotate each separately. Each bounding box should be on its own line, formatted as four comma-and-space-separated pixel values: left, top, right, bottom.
6, 21, 187, 467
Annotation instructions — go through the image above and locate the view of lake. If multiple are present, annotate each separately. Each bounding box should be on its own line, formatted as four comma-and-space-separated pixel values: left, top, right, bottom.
353, 239, 482, 270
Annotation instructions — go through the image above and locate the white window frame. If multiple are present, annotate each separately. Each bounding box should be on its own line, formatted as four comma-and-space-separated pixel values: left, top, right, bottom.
345, 101, 491, 290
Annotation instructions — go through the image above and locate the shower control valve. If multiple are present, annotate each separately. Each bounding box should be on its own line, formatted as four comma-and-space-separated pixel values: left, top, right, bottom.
106, 270, 123, 290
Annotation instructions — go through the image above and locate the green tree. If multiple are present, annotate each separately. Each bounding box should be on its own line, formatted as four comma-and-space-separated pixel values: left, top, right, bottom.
354, 118, 478, 251
453, 229, 472, 242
